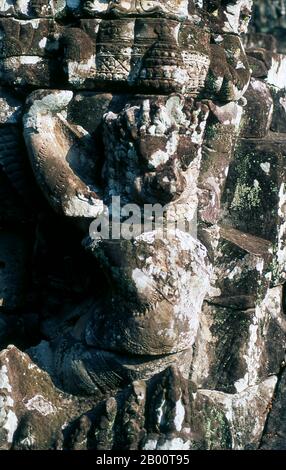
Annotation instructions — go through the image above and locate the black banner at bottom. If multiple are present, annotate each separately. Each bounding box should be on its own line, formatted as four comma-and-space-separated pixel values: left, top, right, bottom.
0, 450, 285, 467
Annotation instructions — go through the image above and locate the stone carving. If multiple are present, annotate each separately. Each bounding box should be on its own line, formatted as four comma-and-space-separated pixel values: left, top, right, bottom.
83, 1, 191, 18
1, 0, 286, 451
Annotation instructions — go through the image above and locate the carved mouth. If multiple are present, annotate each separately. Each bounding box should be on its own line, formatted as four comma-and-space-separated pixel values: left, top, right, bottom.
54, 334, 192, 395
44, 319, 192, 395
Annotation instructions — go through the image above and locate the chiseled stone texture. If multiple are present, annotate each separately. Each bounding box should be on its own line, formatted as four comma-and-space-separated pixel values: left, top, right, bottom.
191, 376, 277, 450
0, 345, 97, 450
240, 78, 274, 139
0, 0, 286, 451
271, 87, 286, 134
261, 366, 286, 450
191, 287, 286, 394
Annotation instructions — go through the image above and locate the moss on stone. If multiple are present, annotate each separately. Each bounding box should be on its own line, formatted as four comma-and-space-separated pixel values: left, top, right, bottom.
203, 406, 232, 450
230, 182, 262, 211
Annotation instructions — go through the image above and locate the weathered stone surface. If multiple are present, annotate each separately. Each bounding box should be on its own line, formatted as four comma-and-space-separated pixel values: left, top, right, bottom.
271, 87, 286, 133
246, 48, 286, 90
23, 89, 103, 218
29, 332, 193, 396
206, 0, 253, 35
0, 345, 96, 450
82, 1, 192, 19
240, 78, 273, 138
246, 53, 268, 79
0, 5, 255, 94
65, 365, 192, 450
64, 16, 211, 93
205, 225, 272, 308
245, 33, 278, 53
198, 102, 243, 225
207, 35, 250, 102
223, 135, 286, 288
0, 87, 23, 124
0, 0, 58, 19
191, 287, 286, 394
191, 376, 277, 450
83, 233, 210, 357
0, 0, 286, 452
0, 18, 62, 86
261, 366, 286, 450
266, 53, 286, 89
223, 135, 286, 241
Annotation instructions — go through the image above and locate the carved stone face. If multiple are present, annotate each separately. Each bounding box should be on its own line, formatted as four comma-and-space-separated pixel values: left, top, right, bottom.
84, 232, 210, 355
24, 90, 211, 356
21, 0, 252, 388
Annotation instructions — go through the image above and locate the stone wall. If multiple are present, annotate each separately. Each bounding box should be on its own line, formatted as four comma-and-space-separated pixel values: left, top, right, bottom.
0, 0, 286, 450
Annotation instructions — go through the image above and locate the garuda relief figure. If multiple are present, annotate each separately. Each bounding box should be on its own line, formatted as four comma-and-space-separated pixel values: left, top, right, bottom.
1, 0, 286, 451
